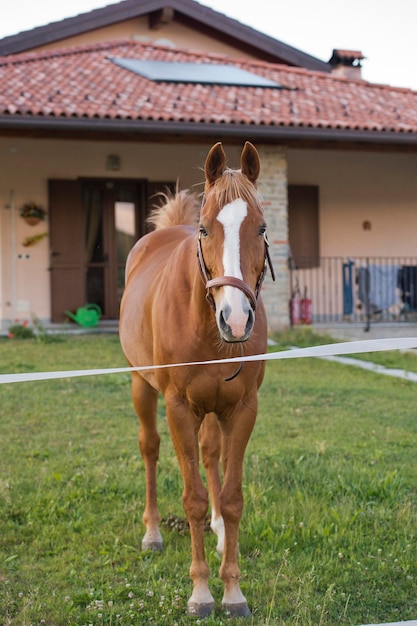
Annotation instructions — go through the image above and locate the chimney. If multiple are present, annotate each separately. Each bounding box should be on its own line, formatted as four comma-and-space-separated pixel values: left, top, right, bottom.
329, 49, 365, 80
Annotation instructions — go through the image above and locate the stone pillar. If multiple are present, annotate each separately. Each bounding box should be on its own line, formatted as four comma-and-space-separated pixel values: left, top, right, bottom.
257, 144, 289, 331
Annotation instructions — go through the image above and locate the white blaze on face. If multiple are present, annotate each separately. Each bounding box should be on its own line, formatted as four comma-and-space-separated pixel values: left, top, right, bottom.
216, 198, 250, 339
217, 198, 247, 279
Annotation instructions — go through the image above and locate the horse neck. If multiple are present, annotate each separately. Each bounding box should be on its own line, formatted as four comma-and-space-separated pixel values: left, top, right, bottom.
191, 260, 214, 321
178, 234, 215, 327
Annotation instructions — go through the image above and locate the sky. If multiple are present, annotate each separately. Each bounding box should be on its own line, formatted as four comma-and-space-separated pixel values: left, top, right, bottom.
1, 0, 417, 91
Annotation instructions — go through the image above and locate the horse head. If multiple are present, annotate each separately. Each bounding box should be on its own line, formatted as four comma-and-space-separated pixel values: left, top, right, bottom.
198, 142, 270, 343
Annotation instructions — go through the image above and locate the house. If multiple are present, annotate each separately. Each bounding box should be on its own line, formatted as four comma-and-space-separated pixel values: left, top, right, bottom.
1, 0, 417, 332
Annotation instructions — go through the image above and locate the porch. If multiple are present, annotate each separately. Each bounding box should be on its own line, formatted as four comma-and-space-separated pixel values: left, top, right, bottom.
289, 256, 417, 335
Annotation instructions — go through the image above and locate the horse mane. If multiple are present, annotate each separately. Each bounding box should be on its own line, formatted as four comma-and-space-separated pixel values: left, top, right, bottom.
211, 169, 263, 214
147, 169, 262, 231
147, 186, 200, 230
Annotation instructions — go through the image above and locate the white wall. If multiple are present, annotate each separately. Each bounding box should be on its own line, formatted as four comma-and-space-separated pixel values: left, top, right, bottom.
2, 138, 417, 330
287, 148, 417, 257
0, 138, 246, 328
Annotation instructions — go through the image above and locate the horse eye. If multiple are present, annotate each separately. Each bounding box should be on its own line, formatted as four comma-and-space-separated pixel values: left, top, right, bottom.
199, 225, 208, 238
258, 223, 267, 236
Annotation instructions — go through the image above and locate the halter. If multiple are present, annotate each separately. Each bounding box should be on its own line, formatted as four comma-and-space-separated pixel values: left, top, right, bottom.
197, 229, 275, 312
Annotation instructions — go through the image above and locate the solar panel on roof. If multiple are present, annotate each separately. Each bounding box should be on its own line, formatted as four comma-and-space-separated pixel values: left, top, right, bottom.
110, 58, 281, 88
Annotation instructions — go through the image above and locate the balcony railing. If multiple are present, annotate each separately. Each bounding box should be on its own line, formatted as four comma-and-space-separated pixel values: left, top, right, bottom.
289, 256, 417, 328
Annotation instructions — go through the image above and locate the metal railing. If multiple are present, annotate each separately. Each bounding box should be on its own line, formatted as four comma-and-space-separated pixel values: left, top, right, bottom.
289, 256, 417, 328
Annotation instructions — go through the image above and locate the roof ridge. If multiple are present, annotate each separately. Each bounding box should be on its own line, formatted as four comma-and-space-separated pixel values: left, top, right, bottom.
0, 39, 139, 66
0, 38, 302, 69
0, 37, 262, 66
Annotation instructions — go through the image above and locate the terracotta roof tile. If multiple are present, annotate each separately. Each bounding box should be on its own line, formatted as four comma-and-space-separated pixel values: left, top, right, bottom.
1, 40, 417, 136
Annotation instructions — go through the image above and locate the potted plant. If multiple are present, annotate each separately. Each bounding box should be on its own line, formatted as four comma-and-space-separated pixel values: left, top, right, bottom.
20, 202, 47, 226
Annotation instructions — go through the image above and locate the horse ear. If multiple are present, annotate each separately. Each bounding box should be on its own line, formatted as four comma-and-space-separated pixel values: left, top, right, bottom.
205, 142, 226, 184
241, 142, 260, 185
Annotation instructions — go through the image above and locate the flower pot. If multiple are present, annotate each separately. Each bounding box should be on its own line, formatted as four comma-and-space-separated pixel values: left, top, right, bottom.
24, 216, 41, 226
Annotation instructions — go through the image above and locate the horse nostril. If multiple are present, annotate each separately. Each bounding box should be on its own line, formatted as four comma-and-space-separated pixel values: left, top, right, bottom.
221, 303, 231, 322
245, 308, 254, 334
219, 309, 231, 333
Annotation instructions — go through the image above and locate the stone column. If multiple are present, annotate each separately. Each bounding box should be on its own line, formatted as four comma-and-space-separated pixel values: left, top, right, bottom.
257, 144, 289, 331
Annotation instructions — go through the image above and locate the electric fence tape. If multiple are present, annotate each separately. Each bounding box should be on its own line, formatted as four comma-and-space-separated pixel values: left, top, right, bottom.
1, 337, 417, 385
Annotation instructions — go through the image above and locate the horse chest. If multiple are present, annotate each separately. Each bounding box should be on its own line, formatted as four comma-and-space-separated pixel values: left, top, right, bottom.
174, 369, 255, 417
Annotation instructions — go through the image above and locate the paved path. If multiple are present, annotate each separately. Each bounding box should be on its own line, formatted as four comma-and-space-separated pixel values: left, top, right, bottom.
319, 353, 417, 382
360, 622, 417, 626
267, 336, 417, 384
314, 323, 417, 342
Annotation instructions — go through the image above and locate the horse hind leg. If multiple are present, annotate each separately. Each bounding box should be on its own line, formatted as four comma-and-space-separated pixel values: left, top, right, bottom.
131, 373, 163, 551
200, 413, 224, 555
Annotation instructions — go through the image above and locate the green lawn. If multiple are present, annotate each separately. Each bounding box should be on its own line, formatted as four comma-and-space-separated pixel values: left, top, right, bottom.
0, 332, 416, 625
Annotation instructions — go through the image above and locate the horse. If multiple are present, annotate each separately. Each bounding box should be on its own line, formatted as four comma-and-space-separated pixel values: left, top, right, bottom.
119, 141, 274, 618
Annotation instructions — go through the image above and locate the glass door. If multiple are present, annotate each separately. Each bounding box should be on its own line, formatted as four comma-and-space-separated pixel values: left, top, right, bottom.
83, 179, 145, 319
115, 198, 136, 309
84, 185, 107, 314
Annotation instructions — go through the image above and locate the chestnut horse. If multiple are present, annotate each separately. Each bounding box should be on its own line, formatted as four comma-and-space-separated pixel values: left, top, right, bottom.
119, 142, 274, 618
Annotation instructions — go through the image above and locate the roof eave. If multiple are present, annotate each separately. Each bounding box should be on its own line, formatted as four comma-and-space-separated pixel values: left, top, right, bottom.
0, 115, 416, 147
0, 0, 161, 54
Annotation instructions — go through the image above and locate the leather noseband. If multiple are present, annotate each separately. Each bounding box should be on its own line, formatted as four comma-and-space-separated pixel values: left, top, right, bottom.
197, 231, 275, 312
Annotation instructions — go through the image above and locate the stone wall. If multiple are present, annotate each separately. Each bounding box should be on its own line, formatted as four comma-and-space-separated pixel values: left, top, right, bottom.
258, 144, 290, 331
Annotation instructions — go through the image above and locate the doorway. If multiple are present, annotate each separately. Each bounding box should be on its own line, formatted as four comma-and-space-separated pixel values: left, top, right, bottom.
49, 178, 173, 322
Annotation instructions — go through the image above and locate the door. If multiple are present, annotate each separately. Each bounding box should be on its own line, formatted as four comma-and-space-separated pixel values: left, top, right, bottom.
49, 179, 85, 322
49, 178, 174, 322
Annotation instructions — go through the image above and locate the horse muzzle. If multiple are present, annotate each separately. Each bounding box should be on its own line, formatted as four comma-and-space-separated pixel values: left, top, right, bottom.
218, 303, 254, 343
208, 278, 257, 342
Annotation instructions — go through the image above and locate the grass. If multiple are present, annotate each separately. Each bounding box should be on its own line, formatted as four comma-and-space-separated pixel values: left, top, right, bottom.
0, 331, 416, 625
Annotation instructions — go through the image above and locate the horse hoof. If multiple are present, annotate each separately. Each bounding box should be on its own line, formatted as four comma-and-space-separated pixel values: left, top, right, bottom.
141, 539, 163, 552
187, 601, 215, 618
222, 601, 251, 617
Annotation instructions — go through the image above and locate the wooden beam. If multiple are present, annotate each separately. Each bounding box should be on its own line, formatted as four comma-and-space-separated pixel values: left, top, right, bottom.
149, 7, 174, 30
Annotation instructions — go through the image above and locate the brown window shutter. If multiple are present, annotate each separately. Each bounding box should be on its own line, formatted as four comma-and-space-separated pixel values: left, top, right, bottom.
288, 185, 320, 269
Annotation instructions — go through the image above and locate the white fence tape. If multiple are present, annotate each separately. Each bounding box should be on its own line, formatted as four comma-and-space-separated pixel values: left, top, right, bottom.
1, 337, 417, 385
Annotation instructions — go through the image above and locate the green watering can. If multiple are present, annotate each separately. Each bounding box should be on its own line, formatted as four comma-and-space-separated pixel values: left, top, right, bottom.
65, 303, 102, 327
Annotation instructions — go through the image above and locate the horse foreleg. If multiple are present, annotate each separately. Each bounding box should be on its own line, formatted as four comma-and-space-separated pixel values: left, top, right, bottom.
167, 399, 215, 618
131, 373, 162, 551
218, 405, 257, 617
200, 412, 224, 554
